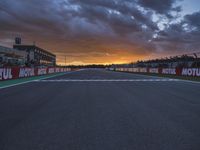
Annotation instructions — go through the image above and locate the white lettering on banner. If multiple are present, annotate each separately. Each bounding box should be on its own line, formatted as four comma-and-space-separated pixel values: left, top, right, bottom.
182, 68, 200, 76
56, 68, 60, 73
162, 68, 176, 75
133, 68, 139, 72
19, 68, 35, 78
38, 68, 47, 75
0, 67, 67, 81
0, 68, 12, 80
140, 68, 147, 73
60, 68, 64, 72
64, 68, 70, 72
149, 68, 159, 73
48, 68, 55, 74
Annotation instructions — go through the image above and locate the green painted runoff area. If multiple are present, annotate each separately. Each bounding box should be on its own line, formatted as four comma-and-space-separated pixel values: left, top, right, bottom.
0, 72, 66, 88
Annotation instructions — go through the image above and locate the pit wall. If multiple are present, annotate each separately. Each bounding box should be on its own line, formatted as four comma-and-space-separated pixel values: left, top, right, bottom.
0, 67, 71, 81
112, 68, 200, 77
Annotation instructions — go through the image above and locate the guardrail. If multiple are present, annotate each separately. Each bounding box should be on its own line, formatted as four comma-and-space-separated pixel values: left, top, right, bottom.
0, 67, 71, 81
110, 67, 200, 77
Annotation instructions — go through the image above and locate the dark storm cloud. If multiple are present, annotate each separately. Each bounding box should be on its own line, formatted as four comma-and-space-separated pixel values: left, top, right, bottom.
71, 0, 158, 31
184, 11, 200, 28
0, 0, 157, 35
138, 0, 181, 14
0, 0, 157, 51
0, 0, 199, 64
0, 0, 69, 33
153, 11, 200, 53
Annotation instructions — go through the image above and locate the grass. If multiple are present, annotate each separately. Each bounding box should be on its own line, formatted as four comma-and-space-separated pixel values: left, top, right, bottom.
0, 72, 66, 88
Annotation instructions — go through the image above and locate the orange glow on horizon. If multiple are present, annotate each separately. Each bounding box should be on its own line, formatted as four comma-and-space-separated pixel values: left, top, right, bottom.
56, 52, 146, 66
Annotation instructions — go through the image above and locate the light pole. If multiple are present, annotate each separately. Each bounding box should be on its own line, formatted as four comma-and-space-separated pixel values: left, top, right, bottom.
65, 55, 67, 66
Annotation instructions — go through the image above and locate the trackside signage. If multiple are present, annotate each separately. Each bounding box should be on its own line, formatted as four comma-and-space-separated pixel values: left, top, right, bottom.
0, 68, 12, 80
113, 67, 200, 77
0, 67, 71, 81
38, 68, 47, 75
48, 68, 55, 74
149, 68, 159, 73
182, 68, 200, 76
162, 68, 176, 75
19, 68, 35, 78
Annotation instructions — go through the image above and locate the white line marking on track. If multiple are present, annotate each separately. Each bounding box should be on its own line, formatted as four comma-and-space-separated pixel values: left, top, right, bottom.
34, 79, 180, 82
117, 72, 200, 84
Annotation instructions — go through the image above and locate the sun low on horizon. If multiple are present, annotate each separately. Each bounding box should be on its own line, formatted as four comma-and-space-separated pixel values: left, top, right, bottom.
0, 0, 200, 65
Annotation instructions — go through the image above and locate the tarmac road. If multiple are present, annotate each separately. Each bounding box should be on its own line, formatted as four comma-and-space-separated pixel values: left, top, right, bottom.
0, 69, 200, 150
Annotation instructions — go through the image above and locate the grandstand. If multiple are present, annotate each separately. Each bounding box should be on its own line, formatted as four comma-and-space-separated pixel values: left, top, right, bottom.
0, 46, 26, 67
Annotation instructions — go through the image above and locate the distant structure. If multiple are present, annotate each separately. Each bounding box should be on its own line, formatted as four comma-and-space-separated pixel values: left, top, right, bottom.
0, 45, 26, 67
15, 37, 21, 45
13, 38, 56, 67
113, 52, 200, 68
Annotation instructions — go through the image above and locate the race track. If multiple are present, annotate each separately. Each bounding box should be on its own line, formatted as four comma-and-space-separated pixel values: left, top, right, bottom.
0, 69, 200, 150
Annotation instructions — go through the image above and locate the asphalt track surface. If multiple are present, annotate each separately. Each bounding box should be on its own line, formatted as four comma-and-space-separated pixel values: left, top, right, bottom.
0, 69, 200, 150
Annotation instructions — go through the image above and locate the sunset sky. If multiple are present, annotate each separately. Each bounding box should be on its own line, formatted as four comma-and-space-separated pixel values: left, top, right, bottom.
0, 0, 200, 65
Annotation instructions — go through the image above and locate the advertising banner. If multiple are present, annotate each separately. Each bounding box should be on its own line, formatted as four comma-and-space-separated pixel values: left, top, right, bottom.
114, 67, 200, 77
0, 67, 71, 81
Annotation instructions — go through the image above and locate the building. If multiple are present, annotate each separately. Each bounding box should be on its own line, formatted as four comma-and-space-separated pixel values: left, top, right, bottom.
0, 45, 26, 67
13, 42, 56, 67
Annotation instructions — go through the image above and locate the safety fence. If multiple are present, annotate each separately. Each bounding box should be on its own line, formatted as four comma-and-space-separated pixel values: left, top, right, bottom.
0, 67, 71, 81
111, 67, 200, 77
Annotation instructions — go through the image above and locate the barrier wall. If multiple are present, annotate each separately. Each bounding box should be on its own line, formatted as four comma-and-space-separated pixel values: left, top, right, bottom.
114, 67, 200, 77
0, 67, 71, 81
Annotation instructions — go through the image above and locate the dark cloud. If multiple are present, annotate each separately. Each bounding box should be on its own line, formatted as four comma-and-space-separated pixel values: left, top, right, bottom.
184, 11, 200, 28
138, 0, 181, 14
153, 11, 200, 53
0, 0, 199, 64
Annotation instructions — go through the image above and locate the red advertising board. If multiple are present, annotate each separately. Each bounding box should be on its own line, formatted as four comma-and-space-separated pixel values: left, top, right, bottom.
0, 67, 71, 81
115, 67, 200, 77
